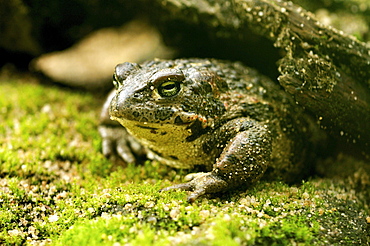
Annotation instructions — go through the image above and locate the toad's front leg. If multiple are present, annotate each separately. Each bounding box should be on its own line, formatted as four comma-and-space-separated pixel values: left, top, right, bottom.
161, 119, 272, 202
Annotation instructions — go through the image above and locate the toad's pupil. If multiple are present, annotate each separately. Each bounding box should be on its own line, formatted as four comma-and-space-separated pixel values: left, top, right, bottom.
159, 81, 180, 97
164, 83, 175, 90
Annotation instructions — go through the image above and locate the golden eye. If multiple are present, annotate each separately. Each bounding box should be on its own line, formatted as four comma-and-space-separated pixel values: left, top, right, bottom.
158, 80, 181, 97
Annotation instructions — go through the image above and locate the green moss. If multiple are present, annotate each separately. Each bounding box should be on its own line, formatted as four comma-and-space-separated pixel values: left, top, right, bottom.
0, 77, 368, 245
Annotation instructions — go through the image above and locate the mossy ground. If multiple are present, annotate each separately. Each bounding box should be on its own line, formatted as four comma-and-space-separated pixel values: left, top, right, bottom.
0, 73, 369, 245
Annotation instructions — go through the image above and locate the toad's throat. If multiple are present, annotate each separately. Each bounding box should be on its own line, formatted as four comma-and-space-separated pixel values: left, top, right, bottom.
111, 117, 214, 169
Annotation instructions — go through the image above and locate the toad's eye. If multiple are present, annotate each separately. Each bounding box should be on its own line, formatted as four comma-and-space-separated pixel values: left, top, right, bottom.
158, 80, 181, 97
112, 73, 121, 89
151, 69, 184, 97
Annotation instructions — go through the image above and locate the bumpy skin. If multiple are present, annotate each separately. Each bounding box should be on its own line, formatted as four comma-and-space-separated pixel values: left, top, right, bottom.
99, 58, 320, 202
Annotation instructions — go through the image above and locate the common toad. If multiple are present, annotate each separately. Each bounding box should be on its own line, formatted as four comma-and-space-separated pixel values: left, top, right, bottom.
99, 58, 321, 202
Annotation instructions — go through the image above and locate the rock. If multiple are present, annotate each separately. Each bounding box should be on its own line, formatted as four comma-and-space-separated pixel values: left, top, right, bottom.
31, 19, 176, 89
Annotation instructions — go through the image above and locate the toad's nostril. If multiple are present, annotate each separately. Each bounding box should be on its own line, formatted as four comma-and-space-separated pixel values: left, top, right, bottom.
115, 62, 141, 81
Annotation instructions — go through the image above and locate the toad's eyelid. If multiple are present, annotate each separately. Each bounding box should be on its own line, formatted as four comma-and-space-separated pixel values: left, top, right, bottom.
154, 75, 184, 86
150, 70, 185, 86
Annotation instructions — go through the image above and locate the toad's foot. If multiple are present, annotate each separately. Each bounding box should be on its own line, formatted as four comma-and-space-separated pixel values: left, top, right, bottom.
98, 125, 146, 164
160, 172, 228, 203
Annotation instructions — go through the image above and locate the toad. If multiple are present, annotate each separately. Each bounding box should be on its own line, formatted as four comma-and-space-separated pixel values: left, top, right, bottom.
99, 58, 321, 202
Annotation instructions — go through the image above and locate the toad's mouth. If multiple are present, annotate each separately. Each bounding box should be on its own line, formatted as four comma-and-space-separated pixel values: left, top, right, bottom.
110, 107, 201, 126
110, 114, 193, 128
110, 115, 193, 130
134, 124, 159, 130
134, 120, 192, 130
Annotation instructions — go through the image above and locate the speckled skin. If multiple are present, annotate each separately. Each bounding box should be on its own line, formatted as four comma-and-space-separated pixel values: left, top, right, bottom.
99, 58, 320, 202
